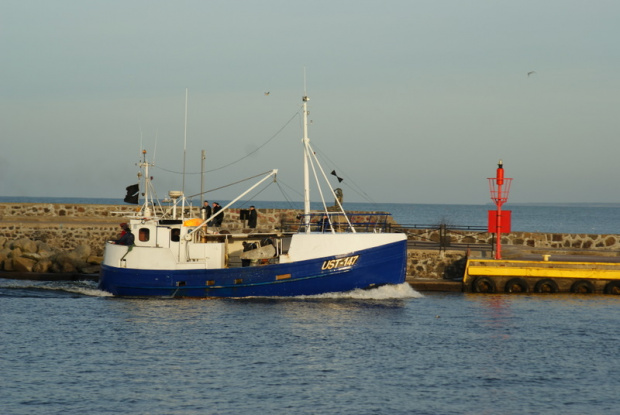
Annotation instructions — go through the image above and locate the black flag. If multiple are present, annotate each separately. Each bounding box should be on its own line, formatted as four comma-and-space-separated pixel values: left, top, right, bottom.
330, 170, 343, 183
124, 183, 139, 204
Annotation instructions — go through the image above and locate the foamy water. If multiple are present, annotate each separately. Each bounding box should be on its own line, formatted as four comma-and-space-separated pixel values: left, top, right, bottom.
0, 279, 112, 297
0, 279, 419, 300
295, 282, 423, 300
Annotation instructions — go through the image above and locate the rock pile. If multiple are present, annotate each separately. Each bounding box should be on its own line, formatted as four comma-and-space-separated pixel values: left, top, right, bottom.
0, 236, 102, 275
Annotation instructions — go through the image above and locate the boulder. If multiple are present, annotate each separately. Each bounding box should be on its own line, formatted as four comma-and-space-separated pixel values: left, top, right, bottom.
51, 252, 78, 273
0, 248, 10, 264
51, 259, 77, 273
33, 259, 53, 273
36, 241, 57, 255
3, 258, 14, 271
37, 245, 56, 259
13, 257, 36, 273
71, 244, 91, 261
87, 256, 103, 265
78, 264, 100, 274
22, 252, 42, 261
12, 237, 38, 253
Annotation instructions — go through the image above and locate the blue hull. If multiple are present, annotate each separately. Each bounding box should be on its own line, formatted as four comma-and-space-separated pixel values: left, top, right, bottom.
99, 240, 407, 298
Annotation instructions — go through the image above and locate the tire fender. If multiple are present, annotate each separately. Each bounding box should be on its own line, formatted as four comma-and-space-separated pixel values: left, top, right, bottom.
604, 281, 620, 295
504, 278, 529, 293
570, 280, 594, 294
472, 276, 497, 293
534, 279, 559, 294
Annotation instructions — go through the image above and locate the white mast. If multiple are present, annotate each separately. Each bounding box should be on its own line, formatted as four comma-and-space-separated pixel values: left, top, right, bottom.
182, 88, 188, 195
302, 69, 311, 231
181, 88, 188, 220
302, 93, 311, 231
141, 149, 153, 218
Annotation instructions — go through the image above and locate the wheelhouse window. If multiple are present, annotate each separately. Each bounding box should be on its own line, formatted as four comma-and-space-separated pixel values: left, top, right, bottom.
139, 228, 150, 242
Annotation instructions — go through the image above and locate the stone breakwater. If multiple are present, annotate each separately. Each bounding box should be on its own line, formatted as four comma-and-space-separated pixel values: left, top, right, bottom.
0, 203, 396, 274
0, 203, 394, 252
407, 251, 469, 281
0, 235, 100, 274
405, 228, 620, 251
2, 203, 620, 278
405, 228, 620, 280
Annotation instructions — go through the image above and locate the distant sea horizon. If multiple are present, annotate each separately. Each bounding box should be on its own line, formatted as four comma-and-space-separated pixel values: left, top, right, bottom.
2, 195, 620, 207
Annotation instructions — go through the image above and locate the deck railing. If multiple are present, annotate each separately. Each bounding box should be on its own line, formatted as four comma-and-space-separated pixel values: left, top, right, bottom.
395, 224, 492, 252
280, 212, 395, 233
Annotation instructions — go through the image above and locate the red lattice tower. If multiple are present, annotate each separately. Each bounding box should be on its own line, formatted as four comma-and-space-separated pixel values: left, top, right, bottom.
487, 160, 512, 259
488, 176, 512, 207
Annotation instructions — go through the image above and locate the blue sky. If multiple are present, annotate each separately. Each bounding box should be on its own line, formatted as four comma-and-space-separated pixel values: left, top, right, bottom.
1, 1, 619, 204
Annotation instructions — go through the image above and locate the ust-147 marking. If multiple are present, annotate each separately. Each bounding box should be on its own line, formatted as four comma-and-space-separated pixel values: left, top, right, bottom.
321, 255, 360, 270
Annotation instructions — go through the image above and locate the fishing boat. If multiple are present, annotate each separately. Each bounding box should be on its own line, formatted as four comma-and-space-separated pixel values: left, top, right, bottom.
98, 93, 407, 297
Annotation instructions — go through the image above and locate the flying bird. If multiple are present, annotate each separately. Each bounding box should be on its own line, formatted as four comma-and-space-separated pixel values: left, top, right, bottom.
527, 71, 536, 77
264, 92, 270, 96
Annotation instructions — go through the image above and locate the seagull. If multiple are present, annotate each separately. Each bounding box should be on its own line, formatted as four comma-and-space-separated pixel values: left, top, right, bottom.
264, 92, 270, 96
527, 71, 536, 77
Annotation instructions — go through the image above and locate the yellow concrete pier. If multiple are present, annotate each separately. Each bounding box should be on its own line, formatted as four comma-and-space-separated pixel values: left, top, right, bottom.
464, 258, 620, 294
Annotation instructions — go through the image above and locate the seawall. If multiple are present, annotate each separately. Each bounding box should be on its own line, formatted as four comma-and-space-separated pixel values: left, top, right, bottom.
404, 227, 620, 281
404, 227, 620, 251
0, 202, 396, 256
2, 203, 620, 280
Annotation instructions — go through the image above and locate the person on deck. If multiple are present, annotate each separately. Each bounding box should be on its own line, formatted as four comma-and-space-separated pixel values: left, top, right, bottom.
318, 215, 331, 232
212, 202, 223, 227
115, 223, 135, 245
201, 200, 211, 221
248, 205, 258, 229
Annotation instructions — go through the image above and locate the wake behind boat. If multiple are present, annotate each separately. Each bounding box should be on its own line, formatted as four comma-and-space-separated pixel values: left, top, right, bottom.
98, 93, 407, 298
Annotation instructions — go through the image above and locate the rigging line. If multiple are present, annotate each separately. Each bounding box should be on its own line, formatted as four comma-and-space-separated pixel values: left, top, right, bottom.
312, 142, 377, 204
275, 181, 297, 208
155, 165, 201, 175
154, 108, 302, 176
277, 179, 303, 199
236, 181, 275, 208
312, 141, 366, 196
339, 180, 376, 204
307, 141, 355, 231
305, 142, 331, 217
187, 170, 275, 198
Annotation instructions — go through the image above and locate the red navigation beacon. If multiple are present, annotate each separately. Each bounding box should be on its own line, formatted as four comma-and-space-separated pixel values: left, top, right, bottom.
488, 160, 512, 259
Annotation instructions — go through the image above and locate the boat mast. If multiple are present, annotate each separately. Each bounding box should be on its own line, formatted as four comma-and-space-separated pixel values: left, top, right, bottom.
141, 149, 153, 218
181, 88, 188, 220
182, 88, 188, 196
302, 93, 311, 231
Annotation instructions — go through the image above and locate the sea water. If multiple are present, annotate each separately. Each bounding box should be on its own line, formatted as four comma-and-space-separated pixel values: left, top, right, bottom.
1, 200, 619, 414
1, 281, 618, 415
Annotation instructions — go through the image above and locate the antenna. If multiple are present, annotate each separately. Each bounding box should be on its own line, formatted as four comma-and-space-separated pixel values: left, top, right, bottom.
138, 122, 143, 156
182, 88, 188, 195
153, 130, 158, 164
201, 150, 206, 199
303, 67, 307, 96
